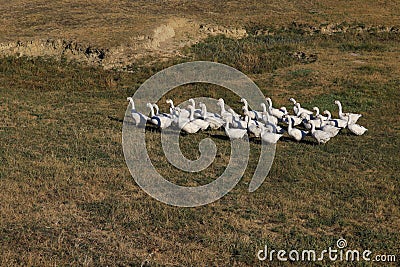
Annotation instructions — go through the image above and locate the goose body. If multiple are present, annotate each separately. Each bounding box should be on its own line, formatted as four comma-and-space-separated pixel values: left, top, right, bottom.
266, 97, 285, 119
177, 106, 203, 133
335, 100, 362, 125
153, 104, 173, 119
188, 105, 209, 130
245, 115, 265, 137
347, 123, 368, 136
300, 113, 321, 130
179, 117, 201, 134
199, 103, 225, 129
147, 103, 172, 129
188, 98, 202, 118
261, 103, 278, 125
198, 102, 221, 119
317, 116, 340, 137
295, 102, 314, 116
282, 114, 302, 126
286, 115, 308, 141
241, 98, 263, 120
261, 128, 283, 143
227, 108, 241, 121
127, 97, 149, 125
224, 121, 247, 139
230, 112, 247, 129
310, 120, 331, 144
166, 99, 190, 118
324, 110, 347, 128
217, 98, 234, 123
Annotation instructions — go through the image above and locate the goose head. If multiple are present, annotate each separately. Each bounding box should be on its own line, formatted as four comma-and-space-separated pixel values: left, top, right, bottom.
260, 103, 267, 112
313, 107, 320, 115
152, 103, 160, 114
289, 98, 297, 104
334, 100, 341, 106
280, 107, 288, 114
127, 97, 135, 109
323, 110, 332, 119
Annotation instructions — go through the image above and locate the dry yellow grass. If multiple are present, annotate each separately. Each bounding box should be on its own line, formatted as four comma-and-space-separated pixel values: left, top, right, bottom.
1, 0, 399, 47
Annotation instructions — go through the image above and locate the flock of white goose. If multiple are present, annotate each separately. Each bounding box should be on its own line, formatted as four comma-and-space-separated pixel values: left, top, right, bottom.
127, 96, 367, 144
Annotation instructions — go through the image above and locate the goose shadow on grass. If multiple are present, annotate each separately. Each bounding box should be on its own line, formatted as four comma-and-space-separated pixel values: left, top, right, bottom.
209, 133, 231, 141
279, 136, 316, 145
108, 115, 124, 123
118, 117, 329, 146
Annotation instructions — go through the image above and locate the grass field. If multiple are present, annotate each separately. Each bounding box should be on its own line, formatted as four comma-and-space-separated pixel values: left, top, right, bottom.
1, 2, 400, 266
1, 0, 400, 46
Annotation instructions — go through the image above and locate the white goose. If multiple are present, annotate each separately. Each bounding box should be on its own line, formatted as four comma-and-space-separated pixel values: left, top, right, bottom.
285, 115, 308, 142
335, 100, 362, 125
178, 108, 202, 134
266, 97, 285, 119
127, 97, 149, 125
289, 97, 299, 115
318, 115, 341, 137
198, 102, 225, 129
313, 107, 328, 121
217, 98, 234, 123
261, 103, 278, 126
188, 105, 209, 130
300, 112, 323, 129
230, 109, 247, 129
310, 120, 331, 144
153, 104, 173, 118
245, 113, 265, 137
227, 107, 241, 120
166, 99, 190, 118
241, 98, 262, 120
147, 103, 172, 129
295, 102, 314, 116
282, 108, 302, 126
198, 102, 221, 118
224, 120, 247, 139
323, 110, 347, 128
166, 99, 176, 115
189, 98, 202, 118
260, 127, 283, 144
